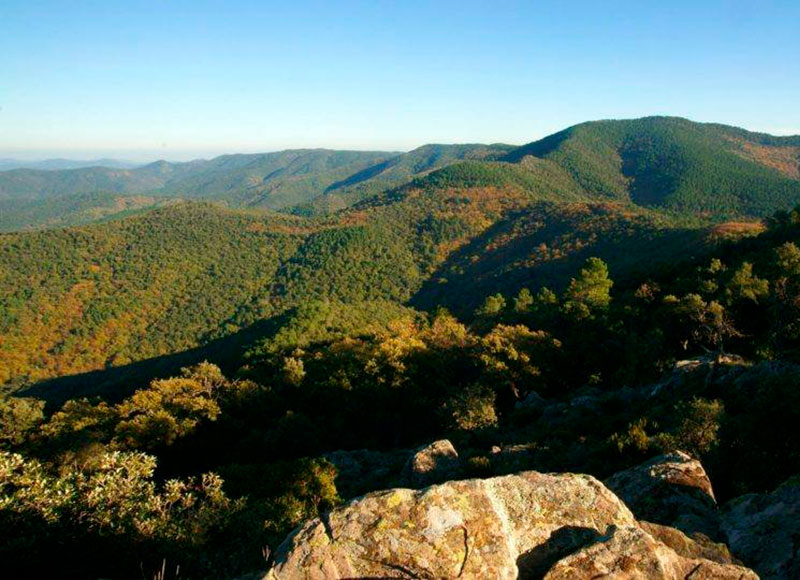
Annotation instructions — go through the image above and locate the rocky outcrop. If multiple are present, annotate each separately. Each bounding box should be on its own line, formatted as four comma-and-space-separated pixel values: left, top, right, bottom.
266, 471, 637, 579
265, 469, 760, 579
605, 451, 719, 537
544, 526, 757, 579
400, 439, 462, 488
720, 476, 800, 579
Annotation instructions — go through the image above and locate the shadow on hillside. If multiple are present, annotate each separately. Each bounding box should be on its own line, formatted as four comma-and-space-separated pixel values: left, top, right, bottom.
324, 159, 393, 192
409, 205, 707, 317
19, 312, 294, 407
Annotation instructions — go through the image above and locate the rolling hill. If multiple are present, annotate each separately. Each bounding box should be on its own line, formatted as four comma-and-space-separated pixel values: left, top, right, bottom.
4, 117, 800, 580
0, 145, 511, 225
0, 116, 796, 393
0, 192, 173, 232
1, 117, 797, 234
504, 116, 800, 215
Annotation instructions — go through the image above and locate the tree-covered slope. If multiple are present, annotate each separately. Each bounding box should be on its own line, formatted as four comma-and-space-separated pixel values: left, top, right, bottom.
0, 150, 393, 207
2, 116, 799, 390
0, 140, 755, 392
0, 204, 305, 386
299, 143, 514, 214
504, 116, 800, 216
0, 146, 512, 230
410, 201, 718, 316
0, 192, 173, 232
156, 149, 394, 209
1, 117, 798, 232
0, 166, 165, 200
0, 145, 515, 221
0, 156, 644, 390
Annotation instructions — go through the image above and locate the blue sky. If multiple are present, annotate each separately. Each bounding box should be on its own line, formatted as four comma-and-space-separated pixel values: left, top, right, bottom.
1, 0, 798, 160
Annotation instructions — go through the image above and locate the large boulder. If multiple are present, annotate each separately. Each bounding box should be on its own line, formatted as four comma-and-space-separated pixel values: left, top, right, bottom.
606, 451, 719, 537
265, 471, 637, 579
720, 476, 800, 579
544, 526, 757, 579
401, 439, 462, 488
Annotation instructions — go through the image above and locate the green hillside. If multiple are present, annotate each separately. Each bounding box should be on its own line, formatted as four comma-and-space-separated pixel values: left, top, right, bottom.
410, 201, 714, 316
0, 204, 303, 386
1, 118, 798, 234
0, 192, 172, 232
299, 143, 514, 214
0, 166, 166, 199
157, 149, 394, 208
0, 150, 392, 207
0, 172, 727, 392
504, 116, 800, 216
0, 146, 513, 229
1, 117, 798, 391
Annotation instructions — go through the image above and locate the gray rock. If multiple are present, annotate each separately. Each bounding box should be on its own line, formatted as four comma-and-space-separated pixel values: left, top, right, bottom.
400, 439, 462, 488
721, 475, 800, 579
605, 451, 719, 538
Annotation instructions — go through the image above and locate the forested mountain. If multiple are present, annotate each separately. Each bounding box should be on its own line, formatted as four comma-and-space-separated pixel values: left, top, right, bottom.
0, 150, 391, 206
3, 116, 797, 390
505, 116, 800, 215
297, 143, 514, 214
0, 192, 172, 232
4, 201, 800, 578
1, 118, 797, 233
0, 145, 511, 227
0, 204, 304, 387
0, 174, 747, 391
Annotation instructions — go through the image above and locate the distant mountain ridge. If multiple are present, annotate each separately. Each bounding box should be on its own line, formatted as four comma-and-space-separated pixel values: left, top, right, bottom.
0, 144, 516, 210
0, 158, 139, 171
0, 117, 798, 234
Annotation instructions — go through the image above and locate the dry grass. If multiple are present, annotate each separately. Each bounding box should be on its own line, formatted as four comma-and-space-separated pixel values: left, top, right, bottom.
708, 220, 766, 241
727, 137, 800, 179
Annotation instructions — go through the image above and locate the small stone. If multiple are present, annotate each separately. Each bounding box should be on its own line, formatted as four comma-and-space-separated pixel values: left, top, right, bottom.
400, 439, 462, 488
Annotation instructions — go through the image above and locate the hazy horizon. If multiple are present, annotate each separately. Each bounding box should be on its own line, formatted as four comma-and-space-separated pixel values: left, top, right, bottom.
1, 116, 799, 165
